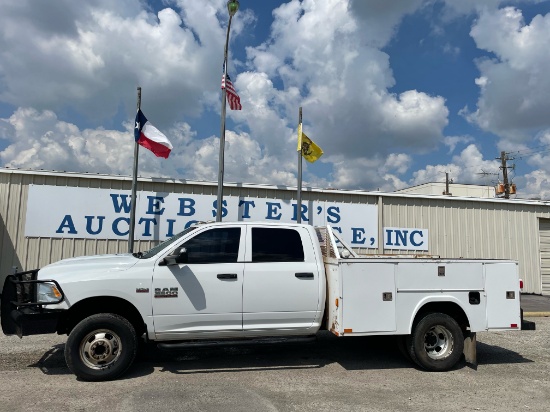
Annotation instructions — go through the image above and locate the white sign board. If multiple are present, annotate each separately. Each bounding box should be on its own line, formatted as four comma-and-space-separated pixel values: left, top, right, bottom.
25, 185, 379, 247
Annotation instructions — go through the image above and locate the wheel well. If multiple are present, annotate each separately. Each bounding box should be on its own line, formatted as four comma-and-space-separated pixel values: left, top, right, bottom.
413, 302, 470, 332
58, 296, 146, 336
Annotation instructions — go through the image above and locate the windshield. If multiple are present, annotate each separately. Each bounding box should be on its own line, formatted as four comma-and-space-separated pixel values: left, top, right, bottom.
137, 226, 198, 259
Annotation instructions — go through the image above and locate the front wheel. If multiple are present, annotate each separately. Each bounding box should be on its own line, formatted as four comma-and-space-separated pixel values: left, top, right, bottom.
65, 313, 138, 381
406, 313, 464, 371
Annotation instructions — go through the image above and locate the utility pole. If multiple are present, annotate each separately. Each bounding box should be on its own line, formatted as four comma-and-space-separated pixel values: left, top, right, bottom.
443, 172, 452, 195
497, 151, 514, 199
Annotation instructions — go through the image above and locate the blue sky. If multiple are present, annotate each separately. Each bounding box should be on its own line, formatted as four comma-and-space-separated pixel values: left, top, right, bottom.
1, 0, 550, 199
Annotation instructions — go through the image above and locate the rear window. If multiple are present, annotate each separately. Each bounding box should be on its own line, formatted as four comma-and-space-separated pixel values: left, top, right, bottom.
252, 227, 305, 262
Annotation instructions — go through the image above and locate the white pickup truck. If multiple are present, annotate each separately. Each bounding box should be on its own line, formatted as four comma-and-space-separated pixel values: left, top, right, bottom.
1, 221, 530, 381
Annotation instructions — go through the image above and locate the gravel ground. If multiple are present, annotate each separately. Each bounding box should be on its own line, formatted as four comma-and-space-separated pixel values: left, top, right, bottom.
0, 317, 548, 412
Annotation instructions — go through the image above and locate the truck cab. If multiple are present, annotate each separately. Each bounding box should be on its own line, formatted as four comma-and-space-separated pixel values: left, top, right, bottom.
149, 222, 325, 339
2, 222, 326, 381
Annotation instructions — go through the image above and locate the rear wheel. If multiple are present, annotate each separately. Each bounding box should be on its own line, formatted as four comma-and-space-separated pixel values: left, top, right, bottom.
406, 312, 464, 371
65, 313, 137, 381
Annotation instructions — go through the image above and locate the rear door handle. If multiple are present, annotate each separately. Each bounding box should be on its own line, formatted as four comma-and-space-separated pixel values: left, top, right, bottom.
295, 272, 314, 279
217, 273, 238, 280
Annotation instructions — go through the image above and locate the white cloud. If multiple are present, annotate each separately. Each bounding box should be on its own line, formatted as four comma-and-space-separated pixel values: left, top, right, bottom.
411, 144, 501, 186
180, 130, 297, 186
0, 0, 454, 193
330, 153, 411, 191
349, 0, 426, 47
442, 43, 460, 57
0, 0, 244, 127
519, 169, 550, 200
440, 0, 509, 16
443, 135, 475, 153
508, 129, 550, 199
382, 153, 412, 175
466, 7, 550, 142
246, 0, 449, 164
0, 107, 175, 175
0, 108, 133, 173
0, 107, 303, 188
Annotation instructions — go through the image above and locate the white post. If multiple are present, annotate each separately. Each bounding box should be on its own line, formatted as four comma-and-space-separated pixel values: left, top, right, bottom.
297, 107, 303, 224
216, 2, 239, 222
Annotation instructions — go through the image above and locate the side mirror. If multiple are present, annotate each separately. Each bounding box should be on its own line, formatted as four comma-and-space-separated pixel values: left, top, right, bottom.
160, 247, 188, 266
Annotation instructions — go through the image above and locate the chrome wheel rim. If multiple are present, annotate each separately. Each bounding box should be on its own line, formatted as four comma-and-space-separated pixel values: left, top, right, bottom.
423, 325, 454, 360
79, 329, 122, 369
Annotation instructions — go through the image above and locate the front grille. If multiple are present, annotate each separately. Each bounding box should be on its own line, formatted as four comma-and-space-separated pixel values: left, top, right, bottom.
3, 269, 40, 305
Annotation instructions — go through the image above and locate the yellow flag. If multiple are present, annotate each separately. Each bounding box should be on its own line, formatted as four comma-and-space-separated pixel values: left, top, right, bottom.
301, 132, 323, 163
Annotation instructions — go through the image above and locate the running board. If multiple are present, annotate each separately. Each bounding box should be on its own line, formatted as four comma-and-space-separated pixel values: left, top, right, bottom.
157, 335, 317, 350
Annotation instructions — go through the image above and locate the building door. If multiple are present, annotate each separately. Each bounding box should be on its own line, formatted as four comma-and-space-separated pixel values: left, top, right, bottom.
539, 219, 550, 295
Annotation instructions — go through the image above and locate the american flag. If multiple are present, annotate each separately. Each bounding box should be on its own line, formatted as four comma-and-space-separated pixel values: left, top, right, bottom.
221, 72, 242, 111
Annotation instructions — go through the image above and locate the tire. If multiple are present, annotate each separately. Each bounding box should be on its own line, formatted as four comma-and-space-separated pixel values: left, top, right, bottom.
406, 312, 464, 372
65, 313, 137, 381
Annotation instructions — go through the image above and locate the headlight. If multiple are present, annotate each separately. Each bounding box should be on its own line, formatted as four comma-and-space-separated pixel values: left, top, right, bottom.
37, 282, 63, 303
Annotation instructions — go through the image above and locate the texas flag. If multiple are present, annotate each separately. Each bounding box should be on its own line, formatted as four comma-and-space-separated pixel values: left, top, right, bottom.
134, 109, 173, 159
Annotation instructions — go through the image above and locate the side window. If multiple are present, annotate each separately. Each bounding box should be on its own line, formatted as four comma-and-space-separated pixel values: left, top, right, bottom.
183, 228, 241, 264
252, 228, 305, 262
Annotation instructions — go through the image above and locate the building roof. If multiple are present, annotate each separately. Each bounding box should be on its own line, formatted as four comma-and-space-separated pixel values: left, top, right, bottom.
0, 167, 548, 207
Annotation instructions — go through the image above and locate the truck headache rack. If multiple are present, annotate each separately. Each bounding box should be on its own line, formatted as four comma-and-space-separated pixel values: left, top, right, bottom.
315, 226, 358, 259
315, 227, 336, 259
1, 270, 65, 337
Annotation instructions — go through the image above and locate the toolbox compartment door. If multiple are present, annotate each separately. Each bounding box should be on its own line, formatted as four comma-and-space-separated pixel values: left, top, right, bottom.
341, 262, 396, 333
485, 263, 521, 329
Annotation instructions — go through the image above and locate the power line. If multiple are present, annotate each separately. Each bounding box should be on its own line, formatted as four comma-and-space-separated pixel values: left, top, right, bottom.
509, 143, 550, 158
514, 148, 550, 159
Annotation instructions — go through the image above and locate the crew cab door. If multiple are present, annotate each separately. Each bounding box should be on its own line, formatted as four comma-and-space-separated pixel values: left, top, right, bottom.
152, 226, 245, 339
242, 226, 322, 332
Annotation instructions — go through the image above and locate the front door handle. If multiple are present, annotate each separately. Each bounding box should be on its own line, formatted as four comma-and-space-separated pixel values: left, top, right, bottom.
217, 273, 238, 280
295, 272, 314, 279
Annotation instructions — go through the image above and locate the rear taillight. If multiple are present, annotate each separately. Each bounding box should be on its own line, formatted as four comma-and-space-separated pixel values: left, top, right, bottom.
519, 279, 524, 290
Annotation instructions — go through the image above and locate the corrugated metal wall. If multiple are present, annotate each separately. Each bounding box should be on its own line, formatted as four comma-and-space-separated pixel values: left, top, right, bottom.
1, 170, 141, 277
381, 197, 550, 294
1, 169, 549, 294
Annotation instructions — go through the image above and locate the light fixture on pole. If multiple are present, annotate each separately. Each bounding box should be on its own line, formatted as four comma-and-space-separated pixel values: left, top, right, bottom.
216, 0, 240, 222
227, 0, 239, 16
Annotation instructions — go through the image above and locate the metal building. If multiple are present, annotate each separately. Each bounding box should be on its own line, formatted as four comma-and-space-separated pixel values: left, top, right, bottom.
1, 167, 549, 295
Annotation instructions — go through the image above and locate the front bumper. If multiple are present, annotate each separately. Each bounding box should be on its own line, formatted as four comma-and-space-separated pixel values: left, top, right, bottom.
1, 270, 66, 337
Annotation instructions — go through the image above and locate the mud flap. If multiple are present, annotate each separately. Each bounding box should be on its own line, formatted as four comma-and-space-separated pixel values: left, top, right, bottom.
521, 308, 536, 330
463, 331, 477, 369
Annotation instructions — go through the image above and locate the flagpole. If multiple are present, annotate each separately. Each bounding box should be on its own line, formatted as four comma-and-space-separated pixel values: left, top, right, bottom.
217, 2, 239, 222
128, 87, 141, 253
297, 107, 303, 224
216, 51, 228, 222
